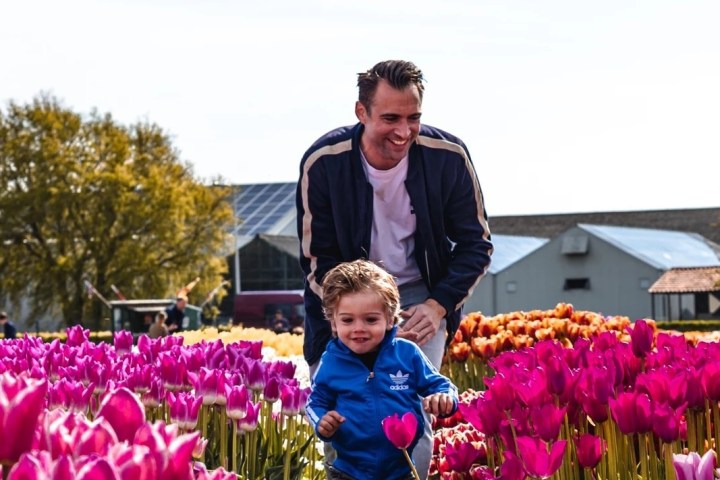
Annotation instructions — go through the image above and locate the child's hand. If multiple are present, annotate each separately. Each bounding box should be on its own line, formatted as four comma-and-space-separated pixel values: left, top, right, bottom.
423, 393, 455, 417
318, 410, 345, 438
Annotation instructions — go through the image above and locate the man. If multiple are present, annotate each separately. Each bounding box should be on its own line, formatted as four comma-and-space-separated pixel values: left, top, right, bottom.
0, 311, 17, 339
165, 295, 188, 332
270, 309, 290, 334
296, 59, 493, 478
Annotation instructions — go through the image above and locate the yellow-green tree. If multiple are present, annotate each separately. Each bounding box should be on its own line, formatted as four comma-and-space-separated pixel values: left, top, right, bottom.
0, 95, 235, 329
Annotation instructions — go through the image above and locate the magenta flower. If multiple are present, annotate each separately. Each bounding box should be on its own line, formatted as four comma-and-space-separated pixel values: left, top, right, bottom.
609, 391, 653, 435
499, 451, 526, 480
382, 412, 418, 450
516, 436, 566, 479
263, 375, 281, 403
0, 373, 48, 463
444, 442, 484, 472
226, 385, 249, 420
95, 387, 146, 443
530, 403, 567, 442
459, 391, 504, 437
243, 358, 266, 392
65, 325, 90, 347
113, 331, 134, 354
574, 433, 606, 469
167, 391, 203, 430
673, 450, 717, 480
701, 361, 720, 401
280, 383, 302, 416
629, 319, 654, 358
237, 401, 261, 432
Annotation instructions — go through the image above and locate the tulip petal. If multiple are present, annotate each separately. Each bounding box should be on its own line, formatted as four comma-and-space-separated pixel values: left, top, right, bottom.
96, 387, 145, 443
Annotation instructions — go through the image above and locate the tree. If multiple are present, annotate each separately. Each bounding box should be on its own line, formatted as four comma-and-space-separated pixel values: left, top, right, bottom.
0, 95, 235, 329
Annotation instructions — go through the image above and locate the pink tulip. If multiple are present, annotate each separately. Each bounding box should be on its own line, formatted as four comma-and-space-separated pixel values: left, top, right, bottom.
225, 384, 249, 420
280, 383, 302, 416
167, 391, 203, 430
530, 403, 566, 443
237, 401, 261, 432
673, 450, 717, 480
113, 331, 134, 354
382, 412, 418, 450
95, 387, 146, 443
65, 325, 90, 347
609, 391, 652, 435
574, 433, 606, 469
444, 442, 484, 473
515, 436, 566, 479
263, 375, 281, 403
159, 352, 188, 391
0, 373, 48, 463
629, 319, 654, 358
243, 358, 266, 392
499, 451, 526, 480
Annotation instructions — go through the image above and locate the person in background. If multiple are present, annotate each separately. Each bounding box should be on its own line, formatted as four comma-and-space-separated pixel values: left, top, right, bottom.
148, 310, 170, 338
271, 309, 291, 333
165, 295, 188, 332
306, 259, 458, 480
0, 311, 17, 339
296, 59, 492, 478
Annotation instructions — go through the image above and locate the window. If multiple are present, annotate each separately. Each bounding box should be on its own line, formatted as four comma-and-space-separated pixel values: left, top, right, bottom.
564, 278, 590, 290
561, 235, 589, 255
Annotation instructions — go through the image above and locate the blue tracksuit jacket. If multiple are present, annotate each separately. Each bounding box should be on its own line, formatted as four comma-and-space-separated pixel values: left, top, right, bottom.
305, 327, 458, 479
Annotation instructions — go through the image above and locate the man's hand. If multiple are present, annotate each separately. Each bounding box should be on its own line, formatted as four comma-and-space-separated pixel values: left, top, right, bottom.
317, 410, 345, 438
398, 299, 446, 347
423, 393, 455, 417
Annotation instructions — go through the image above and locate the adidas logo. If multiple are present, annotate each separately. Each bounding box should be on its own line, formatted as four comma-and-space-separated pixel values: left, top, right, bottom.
389, 370, 409, 390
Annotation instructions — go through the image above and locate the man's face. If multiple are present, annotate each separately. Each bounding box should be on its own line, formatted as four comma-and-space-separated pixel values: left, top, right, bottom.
178, 299, 187, 310
355, 79, 422, 170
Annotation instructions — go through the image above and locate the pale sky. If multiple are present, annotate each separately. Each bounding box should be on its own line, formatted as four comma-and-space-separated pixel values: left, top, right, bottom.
2, 0, 719, 216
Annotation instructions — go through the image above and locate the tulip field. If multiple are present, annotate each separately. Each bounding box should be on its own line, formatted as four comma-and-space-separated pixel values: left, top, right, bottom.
2, 303, 720, 479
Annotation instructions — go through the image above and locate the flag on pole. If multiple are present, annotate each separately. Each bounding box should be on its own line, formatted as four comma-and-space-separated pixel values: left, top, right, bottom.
110, 284, 127, 301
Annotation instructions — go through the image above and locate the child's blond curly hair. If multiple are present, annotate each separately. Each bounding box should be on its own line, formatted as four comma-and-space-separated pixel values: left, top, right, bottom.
321, 259, 401, 326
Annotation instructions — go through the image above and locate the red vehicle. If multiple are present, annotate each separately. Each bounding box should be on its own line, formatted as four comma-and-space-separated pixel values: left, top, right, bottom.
233, 290, 305, 331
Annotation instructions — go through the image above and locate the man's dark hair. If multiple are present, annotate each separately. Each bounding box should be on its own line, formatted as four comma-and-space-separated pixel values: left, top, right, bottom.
357, 60, 425, 111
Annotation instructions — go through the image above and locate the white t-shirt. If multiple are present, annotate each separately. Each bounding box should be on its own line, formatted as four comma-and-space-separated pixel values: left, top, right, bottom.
361, 151, 423, 286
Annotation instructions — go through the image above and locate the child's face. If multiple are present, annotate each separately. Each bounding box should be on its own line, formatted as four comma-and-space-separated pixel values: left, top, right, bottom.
331, 290, 393, 355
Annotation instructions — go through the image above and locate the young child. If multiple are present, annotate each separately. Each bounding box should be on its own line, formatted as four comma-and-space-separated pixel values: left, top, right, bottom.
305, 259, 458, 480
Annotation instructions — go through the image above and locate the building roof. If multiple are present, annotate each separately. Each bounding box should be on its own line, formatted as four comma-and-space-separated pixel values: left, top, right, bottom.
232, 183, 295, 236
578, 224, 720, 270
490, 207, 720, 245
490, 234, 548, 273
649, 267, 720, 293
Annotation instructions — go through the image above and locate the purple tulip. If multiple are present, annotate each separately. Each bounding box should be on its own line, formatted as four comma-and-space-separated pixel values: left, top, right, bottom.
0, 373, 48, 463
159, 352, 188, 391
673, 450, 717, 480
652, 401, 685, 443
701, 361, 720, 401
444, 441, 484, 472
485, 373, 516, 411
629, 319, 654, 358
280, 383, 303, 416
574, 433, 606, 469
95, 387, 146, 443
226, 384, 249, 420
244, 358, 266, 392
237, 401, 261, 432
263, 375, 282, 403
499, 451, 528, 480
609, 391, 653, 435
515, 436, 566, 479
530, 403, 567, 443
65, 325, 90, 347
459, 391, 504, 436
113, 331, 134, 354
167, 391, 203, 430
382, 412, 418, 450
